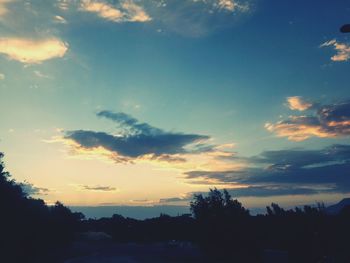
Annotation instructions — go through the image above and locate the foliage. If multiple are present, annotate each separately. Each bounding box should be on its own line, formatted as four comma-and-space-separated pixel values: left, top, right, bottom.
0, 152, 83, 263
190, 188, 249, 221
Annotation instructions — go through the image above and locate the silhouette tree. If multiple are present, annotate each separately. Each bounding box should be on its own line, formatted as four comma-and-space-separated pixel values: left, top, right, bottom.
0, 152, 84, 263
190, 188, 257, 262
191, 188, 249, 221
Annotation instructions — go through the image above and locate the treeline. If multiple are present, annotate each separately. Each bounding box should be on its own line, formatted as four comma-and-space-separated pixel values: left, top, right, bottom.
0, 153, 84, 263
189, 189, 350, 262
83, 189, 350, 262
1, 151, 350, 262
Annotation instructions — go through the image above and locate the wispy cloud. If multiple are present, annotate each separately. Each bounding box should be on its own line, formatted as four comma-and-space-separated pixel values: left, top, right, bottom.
80, 0, 124, 22
193, 0, 250, 12
80, 185, 118, 192
320, 39, 350, 62
34, 70, 51, 78
0, 37, 68, 64
144, 0, 251, 37
80, 0, 151, 23
266, 97, 350, 141
57, 0, 70, 10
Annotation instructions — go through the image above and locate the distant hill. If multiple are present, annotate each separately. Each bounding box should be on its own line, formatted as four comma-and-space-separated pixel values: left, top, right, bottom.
326, 198, 350, 215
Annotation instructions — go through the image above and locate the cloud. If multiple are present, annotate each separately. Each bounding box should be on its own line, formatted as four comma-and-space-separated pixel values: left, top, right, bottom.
265, 116, 332, 142
80, 0, 151, 23
96, 110, 164, 136
0, 37, 68, 64
287, 96, 313, 111
53, 15, 67, 24
57, 0, 70, 10
216, 0, 249, 12
184, 144, 350, 197
121, 0, 152, 22
226, 186, 320, 197
80, 0, 123, 21
34, 70, 50, 78
267, 98, 350, 141
159, 197, 186, 203
0, 73, 4, 80
64, 111, 210, 163
144, 0, 251, 37
320, 39, 350, 62
81, 185, 118, 192
0, 0, 13, 17
161, 185, 320, 200
193, 0, 250, 12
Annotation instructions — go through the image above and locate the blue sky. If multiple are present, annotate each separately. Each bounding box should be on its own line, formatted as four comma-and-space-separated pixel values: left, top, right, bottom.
0, 0, 350, 213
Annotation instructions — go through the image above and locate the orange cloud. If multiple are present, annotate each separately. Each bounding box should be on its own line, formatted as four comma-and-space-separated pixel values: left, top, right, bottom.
216, 0, 249, 12
287, 96, 313, 111
265, 121, 336, 142
320, 39, 350, 62
266, 99, 350, 141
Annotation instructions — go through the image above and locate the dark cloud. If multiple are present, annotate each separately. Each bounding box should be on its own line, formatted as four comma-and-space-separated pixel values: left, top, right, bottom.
340, 24, 350, 33
267, 99, 350, 141
97, 111, 163, 136
185, 144, 350, 197
226, 186, 320, 197
251, 144, 350, 168
65, 111, 210, 162
82, 185, 117, 192
159, 197, 186, 203
318, 100, 350, 125
161, 186, 320, 201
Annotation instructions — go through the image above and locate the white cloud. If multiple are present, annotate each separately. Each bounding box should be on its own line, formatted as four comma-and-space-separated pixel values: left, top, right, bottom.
287, 96, 313, 111
54, 15, 67, 24
0, 73, 4, 80
0, 37, 68, 64
80, 0, 151, 23
320, 39, 350, 62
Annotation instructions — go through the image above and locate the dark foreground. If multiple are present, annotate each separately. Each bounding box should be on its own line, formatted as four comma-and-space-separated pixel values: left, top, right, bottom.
64, 241, 204, 263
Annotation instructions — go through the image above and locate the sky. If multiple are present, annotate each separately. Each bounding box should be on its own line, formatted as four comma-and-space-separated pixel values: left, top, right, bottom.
1, 0, 350, 215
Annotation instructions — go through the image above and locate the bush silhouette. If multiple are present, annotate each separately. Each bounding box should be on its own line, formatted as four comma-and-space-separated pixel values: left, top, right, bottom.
0, 152, 83, 263
190, 188, 257, 261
